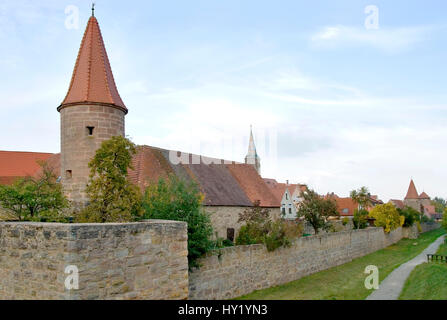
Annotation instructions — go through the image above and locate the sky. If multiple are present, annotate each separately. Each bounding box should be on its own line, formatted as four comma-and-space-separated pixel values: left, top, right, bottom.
0, 0, 446, 201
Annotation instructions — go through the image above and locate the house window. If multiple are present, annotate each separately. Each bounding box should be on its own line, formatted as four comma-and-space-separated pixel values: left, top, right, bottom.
65, 170, 72, 179
289, 208, 292, 214
86, 126, 95, 136
342, 208, 349, 214
285, 193, 288, 200
227, 228, 235, 243
281, 208, 285, 215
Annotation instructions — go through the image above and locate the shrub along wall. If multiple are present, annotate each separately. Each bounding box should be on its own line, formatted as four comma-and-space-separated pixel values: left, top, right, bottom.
0, 220, 188, 300
189, 227, 403, 300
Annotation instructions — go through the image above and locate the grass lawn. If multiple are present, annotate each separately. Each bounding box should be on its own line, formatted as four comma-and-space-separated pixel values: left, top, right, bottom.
399, 237, 447, 300
237, 228, 446, 300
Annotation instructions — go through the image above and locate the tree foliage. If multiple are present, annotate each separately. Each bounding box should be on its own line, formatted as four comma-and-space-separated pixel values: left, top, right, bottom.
398, 206, 421, 227
77, 136, 143, 223
432, 197, 446, 214
236, 200, 301, 251
296, 189, 339, 234
142, 175, 214, 269
369, 203, 404, 233
353, 209, 369, 229
0, 162, 69, 221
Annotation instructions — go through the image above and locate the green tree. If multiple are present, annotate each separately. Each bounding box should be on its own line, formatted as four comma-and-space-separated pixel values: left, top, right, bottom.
432, 197, 446, 214
297, 189, 339, 234
142, 175, 214, 269
398, 206, 420, 227
353, 209, 369, 229
0, 162, 69, 221
350, 187, 373, 230
369, 203, 404, 233
236, 200, 298, 251
77, 136, 143, 223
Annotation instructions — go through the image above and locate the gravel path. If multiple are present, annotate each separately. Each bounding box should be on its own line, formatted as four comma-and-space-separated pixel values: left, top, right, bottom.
366, 234, 446, 300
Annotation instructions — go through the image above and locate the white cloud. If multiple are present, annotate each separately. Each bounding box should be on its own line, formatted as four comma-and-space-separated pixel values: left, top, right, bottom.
311, 25, 433, 53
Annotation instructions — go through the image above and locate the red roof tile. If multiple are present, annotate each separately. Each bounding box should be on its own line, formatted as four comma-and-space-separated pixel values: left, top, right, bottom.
419, 192, 430, 199
227, 164, 279, 208
0, 151, 54, 184
333, 197, 358, 216
405, 179, 419, 200
390, 199, 405, 210
59, 16, 127, 113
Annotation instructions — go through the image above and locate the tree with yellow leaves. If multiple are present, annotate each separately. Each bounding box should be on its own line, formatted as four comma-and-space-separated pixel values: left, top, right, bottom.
369, 203, 404, 233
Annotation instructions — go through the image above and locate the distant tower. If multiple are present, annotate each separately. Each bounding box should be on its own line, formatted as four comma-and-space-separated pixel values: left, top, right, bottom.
245, 126, 261, 175
58, 13, 127, 207
403, 179, 422, 213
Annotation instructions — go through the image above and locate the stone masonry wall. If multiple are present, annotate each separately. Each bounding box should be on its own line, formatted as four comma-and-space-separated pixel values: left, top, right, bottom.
0, 220, 188, 300
189, 227, 403, 300
421, 222, 440, 233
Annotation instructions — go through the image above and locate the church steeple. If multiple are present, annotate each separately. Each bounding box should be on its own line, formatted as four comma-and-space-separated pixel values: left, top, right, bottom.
245, 126, 261, 175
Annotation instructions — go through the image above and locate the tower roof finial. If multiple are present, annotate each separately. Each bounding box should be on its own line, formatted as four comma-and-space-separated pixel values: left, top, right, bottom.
92, 3, 95, 17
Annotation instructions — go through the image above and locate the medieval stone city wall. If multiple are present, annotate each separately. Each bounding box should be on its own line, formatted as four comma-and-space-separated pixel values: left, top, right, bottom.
421, 222, 440, 233
189, 227, 403, 300
0, 220, 188, 300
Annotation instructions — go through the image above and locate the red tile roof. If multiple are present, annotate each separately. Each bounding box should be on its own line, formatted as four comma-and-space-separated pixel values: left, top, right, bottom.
129, 146, 277, 207
405, 179, 419, 200
0, 151, 54, 184
1, 146, 280, 208
419, 192, 430, 199
227, 164, 279, 208
424, 205, 436, 215
59, 16, 127, 113
390, 199, 405, 210
332, 197, 358, 216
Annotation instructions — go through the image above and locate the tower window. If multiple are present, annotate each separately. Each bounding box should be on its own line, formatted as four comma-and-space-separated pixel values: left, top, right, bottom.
66, 170, 72, 179
86, 126, 95, 136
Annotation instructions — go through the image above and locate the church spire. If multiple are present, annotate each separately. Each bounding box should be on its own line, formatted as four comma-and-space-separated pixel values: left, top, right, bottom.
58, 14, 127, 113
245, 126, 261, 175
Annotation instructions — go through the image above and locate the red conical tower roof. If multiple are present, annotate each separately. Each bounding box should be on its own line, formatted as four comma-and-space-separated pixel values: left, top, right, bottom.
58, 15, 127, 113
404, 179, 419, 200
419, 192, 430, 199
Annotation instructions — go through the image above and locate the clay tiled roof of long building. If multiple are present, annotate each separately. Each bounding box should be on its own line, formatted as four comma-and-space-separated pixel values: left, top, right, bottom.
58, 16, 127, 113
0, 147, 279, 208
129, 146, 278, 207
405, 179, 419, 200
0, 151, 55, 184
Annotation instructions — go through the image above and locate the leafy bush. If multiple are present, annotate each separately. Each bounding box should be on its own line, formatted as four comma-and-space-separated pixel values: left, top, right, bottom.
353, 209, 369, 229
342, 217, 350, 226
142, 175, 214, 269
442, 218, 447, 232
0, 162, 69, 221
296, 189, 339, 234
398, 206, 420, 227
369, 203, 403, 233
235, 201, 300, 251
76, 136, 143, 223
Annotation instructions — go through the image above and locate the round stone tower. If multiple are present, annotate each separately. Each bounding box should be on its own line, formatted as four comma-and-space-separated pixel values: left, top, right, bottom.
58, 14, 128, 207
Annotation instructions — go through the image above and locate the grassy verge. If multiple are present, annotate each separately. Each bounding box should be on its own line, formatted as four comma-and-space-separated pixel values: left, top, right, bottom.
237, 228, 445, 300
399, 236, 447, 300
